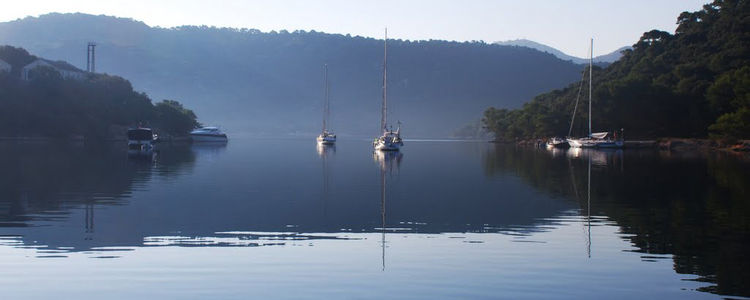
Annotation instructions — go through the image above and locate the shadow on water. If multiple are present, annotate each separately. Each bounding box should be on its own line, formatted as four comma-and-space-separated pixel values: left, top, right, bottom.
483, 144, 750, 297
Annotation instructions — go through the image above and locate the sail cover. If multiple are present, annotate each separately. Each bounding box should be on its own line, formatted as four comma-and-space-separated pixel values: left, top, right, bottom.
591, 132, 609, 139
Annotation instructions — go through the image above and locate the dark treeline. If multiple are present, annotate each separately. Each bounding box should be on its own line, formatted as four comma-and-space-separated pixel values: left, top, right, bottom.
0, 46, 198, 139
484, 0, 750, 140
0, 13, 583, 137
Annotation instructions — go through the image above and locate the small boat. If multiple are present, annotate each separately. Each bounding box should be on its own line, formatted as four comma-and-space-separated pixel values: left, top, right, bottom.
317, 64, 336, 145
546, 137, 570, 148
373, 28, 404, 152
568, 39, 623, 149
127, 127, 157, 153
190, 127, 228, 142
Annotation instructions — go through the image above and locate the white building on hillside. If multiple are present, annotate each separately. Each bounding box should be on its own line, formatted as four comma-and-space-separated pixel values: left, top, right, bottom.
21, 59, 85, 81
0, 59, 10, 73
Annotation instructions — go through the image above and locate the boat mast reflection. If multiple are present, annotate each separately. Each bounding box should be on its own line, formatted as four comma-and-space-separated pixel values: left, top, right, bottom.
317, 143, 335, 227
568, 149, 592, 257
586, 154, 591, 258
84, 201, 94, 241
374, 151, 403, 271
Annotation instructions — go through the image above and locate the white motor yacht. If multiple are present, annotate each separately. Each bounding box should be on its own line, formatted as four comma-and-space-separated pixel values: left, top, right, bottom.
190, 127, 228, 142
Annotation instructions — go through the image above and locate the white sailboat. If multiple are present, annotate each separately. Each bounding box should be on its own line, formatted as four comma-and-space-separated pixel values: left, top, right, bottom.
568, 39, 624, 149
317, 64, 336, 145
373, 28, 403, 151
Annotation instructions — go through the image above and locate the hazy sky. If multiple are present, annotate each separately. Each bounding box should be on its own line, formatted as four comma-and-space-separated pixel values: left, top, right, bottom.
1, 0, 706, 57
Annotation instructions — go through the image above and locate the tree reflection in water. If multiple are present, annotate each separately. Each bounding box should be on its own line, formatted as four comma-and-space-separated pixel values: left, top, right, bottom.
483, 144, 750, 297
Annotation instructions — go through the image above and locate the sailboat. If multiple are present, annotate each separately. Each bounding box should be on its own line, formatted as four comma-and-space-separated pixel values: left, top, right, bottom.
317, 64, 336, 145
567, 39, 624, 149
373, 28, 404, 151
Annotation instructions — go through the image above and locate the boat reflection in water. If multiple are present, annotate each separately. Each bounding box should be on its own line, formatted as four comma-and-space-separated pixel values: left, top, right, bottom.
0, 142, 197, 250
2, 139, 749, 299
373, 150, 403, 270
316, 142, 335, 159
565, 147, 623, 168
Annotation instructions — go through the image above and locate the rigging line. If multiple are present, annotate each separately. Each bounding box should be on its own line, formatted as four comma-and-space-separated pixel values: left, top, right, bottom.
323, 64, 328, 132
588, 38, 593, 137
568, 66, 587, 137
381, 28, 388, 132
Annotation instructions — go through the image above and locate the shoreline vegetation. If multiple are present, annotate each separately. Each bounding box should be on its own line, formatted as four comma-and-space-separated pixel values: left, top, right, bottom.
0, 46, 199, 141
505, 137, 750, 152
482, 1, 750, 145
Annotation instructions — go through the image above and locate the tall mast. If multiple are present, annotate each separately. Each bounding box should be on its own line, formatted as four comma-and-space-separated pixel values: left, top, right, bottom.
589, 38, 594, 137
323, 64, 328, 132
381, 28, 388, 133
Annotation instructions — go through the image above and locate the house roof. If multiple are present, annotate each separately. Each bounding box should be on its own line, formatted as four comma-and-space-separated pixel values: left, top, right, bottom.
0, 59, 10, 69
24, 58, 83, 73
41, 59, 83, 72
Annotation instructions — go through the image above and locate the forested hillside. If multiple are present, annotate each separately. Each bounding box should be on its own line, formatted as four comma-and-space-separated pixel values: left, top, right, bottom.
0, 46, 198, 139
0, 13, 584, 137
484, 0, 750, 140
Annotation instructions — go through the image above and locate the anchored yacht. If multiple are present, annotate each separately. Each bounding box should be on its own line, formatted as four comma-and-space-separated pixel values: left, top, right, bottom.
190, 127, 228, 143
373, 28, 404, 152
317, 64, 336, 145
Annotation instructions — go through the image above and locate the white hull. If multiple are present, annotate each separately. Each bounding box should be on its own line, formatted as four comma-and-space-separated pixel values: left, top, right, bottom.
546, 138, 570, 148
374, 141, 401, 151
317, 135, 336, 145
191, 134, 228, 142
568, 139, 623, 148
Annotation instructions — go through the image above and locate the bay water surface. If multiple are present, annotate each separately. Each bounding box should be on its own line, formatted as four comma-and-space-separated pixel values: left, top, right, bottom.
0, 138, 748, 299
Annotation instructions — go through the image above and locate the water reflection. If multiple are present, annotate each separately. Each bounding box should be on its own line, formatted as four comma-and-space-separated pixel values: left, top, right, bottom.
0, 142, 195, 226
316, 143, 335, 158
485, 144, 750, 297
0, 141, 197, 248
373, 150, 402, 172
373, 150, 403, 271
2, 139, 748, 298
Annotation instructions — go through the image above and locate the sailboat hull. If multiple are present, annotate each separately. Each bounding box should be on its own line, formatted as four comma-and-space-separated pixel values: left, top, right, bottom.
568, 138, 623, 148
374, 137, 402, 151
546, 138, 570, 148
597, 141, 624, 148
374, 143, 401, 151
317, 135, 336, 145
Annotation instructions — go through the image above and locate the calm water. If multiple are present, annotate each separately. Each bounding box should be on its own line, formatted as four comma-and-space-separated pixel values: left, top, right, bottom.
0, 138, 748, 299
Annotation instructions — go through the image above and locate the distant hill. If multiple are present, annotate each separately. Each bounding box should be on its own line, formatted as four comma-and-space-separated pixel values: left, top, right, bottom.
0, 13, 584, 137
496, 39, 630, 64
